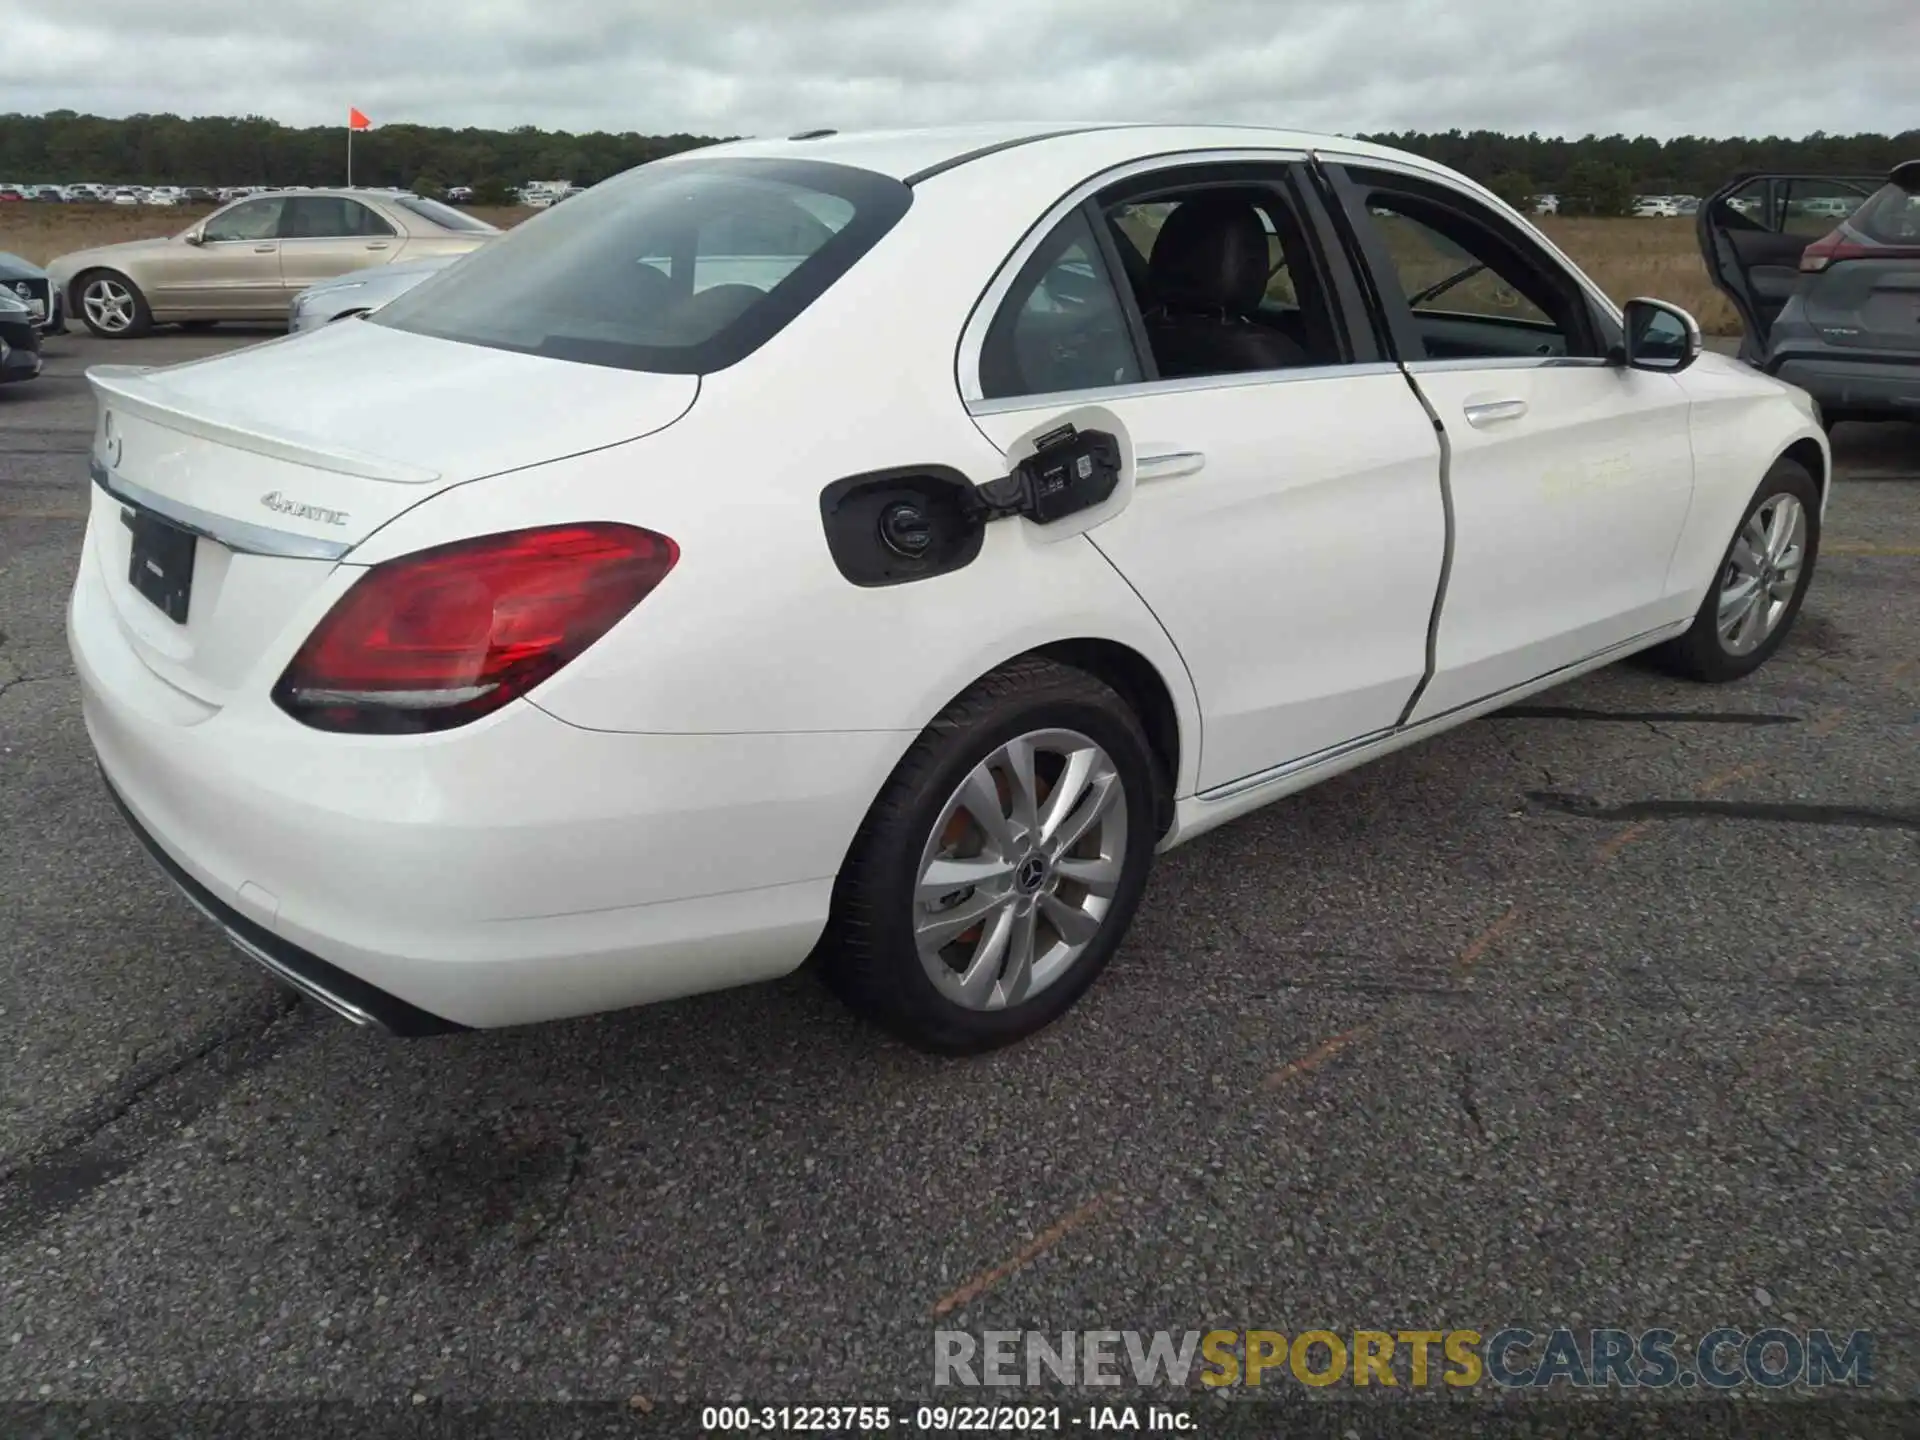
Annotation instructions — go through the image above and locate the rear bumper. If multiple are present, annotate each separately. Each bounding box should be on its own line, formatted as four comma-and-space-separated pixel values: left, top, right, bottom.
101, 770, 466, 1036
1767, 352, 1920, 418
69, 528, 904, 1030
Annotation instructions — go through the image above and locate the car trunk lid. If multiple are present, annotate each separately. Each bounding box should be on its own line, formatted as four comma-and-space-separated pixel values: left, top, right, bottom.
85, 321, 699, 708
1803, 260, 1920, 352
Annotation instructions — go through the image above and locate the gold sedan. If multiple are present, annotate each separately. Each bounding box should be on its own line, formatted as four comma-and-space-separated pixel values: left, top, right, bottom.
46, 189, 499, 338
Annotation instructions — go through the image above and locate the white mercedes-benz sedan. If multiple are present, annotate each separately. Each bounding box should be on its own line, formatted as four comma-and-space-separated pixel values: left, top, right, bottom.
70, 123, 1829, 1052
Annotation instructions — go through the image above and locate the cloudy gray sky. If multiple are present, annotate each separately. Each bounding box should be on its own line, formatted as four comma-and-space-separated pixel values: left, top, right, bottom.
6, 0, 1916, 139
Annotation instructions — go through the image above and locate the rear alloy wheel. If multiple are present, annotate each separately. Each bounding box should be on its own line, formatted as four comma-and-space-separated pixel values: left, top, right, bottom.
822, 658, 1160, 1053
1650, 457, 1820, 682
77, 271, 153, 338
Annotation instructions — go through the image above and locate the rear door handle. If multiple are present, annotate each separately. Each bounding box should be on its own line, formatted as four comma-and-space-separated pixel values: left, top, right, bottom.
1463, 398, 1528, 427
365, 242, 390, 250
1136, 449, 1205, 481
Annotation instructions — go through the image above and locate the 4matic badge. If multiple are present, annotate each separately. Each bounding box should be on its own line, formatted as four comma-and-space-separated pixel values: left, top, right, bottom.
260, 490, 349, 526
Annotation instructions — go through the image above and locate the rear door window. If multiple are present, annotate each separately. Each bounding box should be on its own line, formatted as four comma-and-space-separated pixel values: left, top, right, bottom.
372, 158, 911, 374
1779, 180, 1874, 237
280, 196, 396, 238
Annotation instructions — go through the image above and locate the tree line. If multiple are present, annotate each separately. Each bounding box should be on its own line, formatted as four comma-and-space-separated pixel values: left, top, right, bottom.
2, 110, 1913, 214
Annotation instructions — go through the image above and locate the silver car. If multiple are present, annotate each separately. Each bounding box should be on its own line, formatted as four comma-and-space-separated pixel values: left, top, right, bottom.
289, 253, 460, 332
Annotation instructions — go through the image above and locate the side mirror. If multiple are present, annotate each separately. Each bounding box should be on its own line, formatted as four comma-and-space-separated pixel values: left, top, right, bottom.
1620, 297, 1702, 373
183, 227, 205, 246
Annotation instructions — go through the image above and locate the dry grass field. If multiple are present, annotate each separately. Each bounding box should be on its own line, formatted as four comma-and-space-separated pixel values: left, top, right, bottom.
0, 204, 1739, 334
1536, 215, 1737, 333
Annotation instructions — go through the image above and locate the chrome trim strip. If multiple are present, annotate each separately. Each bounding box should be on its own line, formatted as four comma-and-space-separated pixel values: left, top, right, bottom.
1199, 625, 1678, 803
966, 361, 1402, 416
1405, 356, 1612, 375
91, 458, 354, 561
222, 926, 378, 1028
903, 126, 1119, 186
139, 850, 377, 1027
956, 146, 1313, 403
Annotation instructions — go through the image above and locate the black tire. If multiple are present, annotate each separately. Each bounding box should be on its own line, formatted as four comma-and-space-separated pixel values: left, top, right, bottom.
820, 657, 1161, 1054
74, 269, 154, 338
1647, 456, 1820, 683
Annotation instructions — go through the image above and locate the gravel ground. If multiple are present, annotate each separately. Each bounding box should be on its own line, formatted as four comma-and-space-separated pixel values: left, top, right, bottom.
2, 330, 1916, 1429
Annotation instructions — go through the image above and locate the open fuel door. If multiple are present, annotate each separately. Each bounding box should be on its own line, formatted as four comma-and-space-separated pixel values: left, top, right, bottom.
1698, 172, 1880, 359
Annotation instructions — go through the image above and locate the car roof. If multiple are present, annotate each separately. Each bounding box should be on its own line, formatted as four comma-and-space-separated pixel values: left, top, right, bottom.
685, 122, 1429, 184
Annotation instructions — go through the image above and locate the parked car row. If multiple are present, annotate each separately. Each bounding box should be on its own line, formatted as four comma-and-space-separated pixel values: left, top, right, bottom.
0, 182, 436, 206
20, 155, 1915, 436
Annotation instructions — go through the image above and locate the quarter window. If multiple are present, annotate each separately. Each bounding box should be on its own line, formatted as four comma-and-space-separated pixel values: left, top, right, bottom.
389, 194, 499, 234
978, 209, 1144, 400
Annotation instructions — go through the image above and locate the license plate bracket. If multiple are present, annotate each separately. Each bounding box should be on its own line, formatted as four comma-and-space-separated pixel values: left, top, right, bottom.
122, 506, 197, 624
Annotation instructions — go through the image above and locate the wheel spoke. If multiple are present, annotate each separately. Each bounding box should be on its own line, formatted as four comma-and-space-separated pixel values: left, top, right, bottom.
1717, 575, 1761, 625
1054, 853, 1122, 897
998, 735, 1040, 840
1037, 748, 1096, 847
1719, 588, 1757, 645
916, 887, 1007, 950
1737, 590, 1770, 647
1039, 893, 1099, 949
917, 855, 1015, 901
956, 766, 1018, 858
953, 908, 1015, 1008
1765, 501, 1800, 564
996, 905, 1039, 1005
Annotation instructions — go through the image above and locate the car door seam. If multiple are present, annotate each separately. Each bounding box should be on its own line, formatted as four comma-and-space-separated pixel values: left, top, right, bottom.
1394, 370, 1454, 727
1083, 531, 1208, 792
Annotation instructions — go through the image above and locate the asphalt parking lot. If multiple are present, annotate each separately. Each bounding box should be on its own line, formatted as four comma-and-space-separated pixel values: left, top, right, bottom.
2, 331, 1917, 1414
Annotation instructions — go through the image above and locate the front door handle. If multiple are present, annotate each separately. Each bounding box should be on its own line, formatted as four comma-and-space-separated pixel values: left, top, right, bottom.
1463, 398, 1528, 427
1136, 449, 1205, 481
253, 244, 277, 253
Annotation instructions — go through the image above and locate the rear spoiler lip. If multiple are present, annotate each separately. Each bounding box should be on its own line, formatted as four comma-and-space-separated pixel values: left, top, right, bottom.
86, 363, 443, 486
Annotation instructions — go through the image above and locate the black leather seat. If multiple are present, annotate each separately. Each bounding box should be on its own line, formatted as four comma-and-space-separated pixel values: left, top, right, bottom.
1142, 198, 1308, 378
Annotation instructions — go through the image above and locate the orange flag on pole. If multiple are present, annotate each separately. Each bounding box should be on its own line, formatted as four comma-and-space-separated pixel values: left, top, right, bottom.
348, 107, 371, 131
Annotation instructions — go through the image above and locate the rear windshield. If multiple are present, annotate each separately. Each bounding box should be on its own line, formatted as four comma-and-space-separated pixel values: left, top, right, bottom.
391, 195, 499, 234
1850, 182, 1920, 244
372, 157, 912, 374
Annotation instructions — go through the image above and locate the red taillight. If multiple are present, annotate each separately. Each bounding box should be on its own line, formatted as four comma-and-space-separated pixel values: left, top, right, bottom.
274, 523, 678, 733
1800, 229, 1920, 272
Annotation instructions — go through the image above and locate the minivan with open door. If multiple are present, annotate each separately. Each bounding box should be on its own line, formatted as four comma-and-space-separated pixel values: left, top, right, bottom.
1700, 162, 1920, 424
